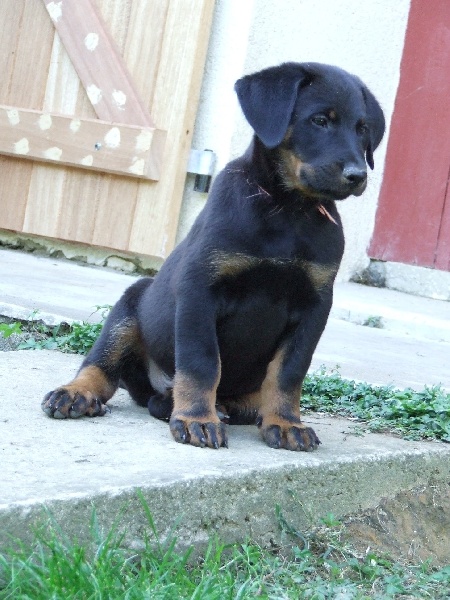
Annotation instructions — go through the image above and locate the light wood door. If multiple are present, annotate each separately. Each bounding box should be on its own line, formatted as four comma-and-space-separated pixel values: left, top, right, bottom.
0, 0, 214, 260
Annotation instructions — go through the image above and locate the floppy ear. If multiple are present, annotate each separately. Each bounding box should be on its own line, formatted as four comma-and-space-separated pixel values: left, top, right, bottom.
361, 85, 385, 170
235, 63, 310, 149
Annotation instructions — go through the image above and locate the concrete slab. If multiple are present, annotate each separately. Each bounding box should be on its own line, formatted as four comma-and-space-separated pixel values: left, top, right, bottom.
1, 248, 450, 551
1, 343, 450, 552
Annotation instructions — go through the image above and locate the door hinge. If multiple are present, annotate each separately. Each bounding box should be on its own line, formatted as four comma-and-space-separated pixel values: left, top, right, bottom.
187, 148, 216, 193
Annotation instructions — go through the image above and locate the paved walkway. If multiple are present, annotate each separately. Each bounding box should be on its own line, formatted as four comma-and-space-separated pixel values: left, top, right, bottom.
1, 248, 449, 388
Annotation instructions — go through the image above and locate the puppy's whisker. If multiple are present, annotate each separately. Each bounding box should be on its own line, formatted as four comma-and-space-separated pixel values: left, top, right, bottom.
245, 192, 266, 199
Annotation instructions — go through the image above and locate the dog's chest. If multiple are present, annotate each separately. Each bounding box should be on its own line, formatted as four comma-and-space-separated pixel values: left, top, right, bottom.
210, 250, 337, 300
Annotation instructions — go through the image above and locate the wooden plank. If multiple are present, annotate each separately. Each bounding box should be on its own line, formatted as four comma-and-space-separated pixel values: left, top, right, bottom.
8, 2, 55, 110
0, 1, 54, 233
42, 0, 155, 127
124, 0, 170, 113
44, 30, 85, 115
0, 105, 166, 179
91, 174, 140, 250
128, 0, 215, 258
23, 164, 66, 239
0, 2, 25, 97
54, 170, 105, 244
97, 1, 132, 53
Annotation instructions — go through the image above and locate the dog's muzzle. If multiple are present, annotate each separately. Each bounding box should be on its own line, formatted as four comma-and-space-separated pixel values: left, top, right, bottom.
341, 165, 367, 197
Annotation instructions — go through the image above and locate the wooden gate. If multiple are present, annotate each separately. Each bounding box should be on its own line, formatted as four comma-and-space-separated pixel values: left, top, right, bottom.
0, 0, 214, 260
369, 0, 450, 272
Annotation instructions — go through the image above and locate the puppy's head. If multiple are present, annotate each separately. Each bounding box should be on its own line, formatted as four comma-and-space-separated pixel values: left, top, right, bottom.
235, 62, 385, 201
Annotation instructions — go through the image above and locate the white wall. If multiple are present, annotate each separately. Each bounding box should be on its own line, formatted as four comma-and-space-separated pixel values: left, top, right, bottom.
178, 0, 411, 281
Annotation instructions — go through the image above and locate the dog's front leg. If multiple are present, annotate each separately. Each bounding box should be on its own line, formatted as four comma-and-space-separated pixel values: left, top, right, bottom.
257, 295, 333, 451
169, 292, 227, 449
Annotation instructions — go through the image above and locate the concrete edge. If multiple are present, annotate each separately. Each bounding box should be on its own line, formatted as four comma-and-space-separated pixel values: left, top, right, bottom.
2, 445, 449, 553
0, 302, 76, 327
363, 260, 450, 302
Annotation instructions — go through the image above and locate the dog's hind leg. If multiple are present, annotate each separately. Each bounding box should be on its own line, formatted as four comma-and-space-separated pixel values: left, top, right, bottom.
120, 357, 174, 421
42, 278, 154, 419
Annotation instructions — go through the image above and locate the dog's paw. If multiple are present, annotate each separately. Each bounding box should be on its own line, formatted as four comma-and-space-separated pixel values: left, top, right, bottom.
169, 415, 228, 449
42, 388, 109, 419
259, 417, 320, 451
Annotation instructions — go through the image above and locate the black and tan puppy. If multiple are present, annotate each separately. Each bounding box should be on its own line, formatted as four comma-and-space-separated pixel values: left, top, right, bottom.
42, 63, 384, 451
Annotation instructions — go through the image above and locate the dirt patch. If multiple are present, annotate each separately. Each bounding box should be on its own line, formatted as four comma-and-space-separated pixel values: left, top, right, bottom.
344, 483, 450, 565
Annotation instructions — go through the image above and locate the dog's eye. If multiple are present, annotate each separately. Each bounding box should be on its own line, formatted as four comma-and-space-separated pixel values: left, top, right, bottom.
357, 121, 369, 135
311, 115, 328, 128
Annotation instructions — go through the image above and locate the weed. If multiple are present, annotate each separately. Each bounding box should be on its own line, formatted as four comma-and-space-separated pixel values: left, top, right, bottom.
363, 315, 384, 328
303, 367, 450, 442
0, 322, 22, 338
42, 319, 105, 355
0, 306, 110, 355
320, 513, 342, 528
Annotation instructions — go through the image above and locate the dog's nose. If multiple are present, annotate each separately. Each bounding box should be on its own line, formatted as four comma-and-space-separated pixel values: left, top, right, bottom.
342, 165, 367, 186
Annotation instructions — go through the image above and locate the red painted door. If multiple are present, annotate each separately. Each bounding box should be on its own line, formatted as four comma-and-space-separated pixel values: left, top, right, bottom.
369, 0, 450, 271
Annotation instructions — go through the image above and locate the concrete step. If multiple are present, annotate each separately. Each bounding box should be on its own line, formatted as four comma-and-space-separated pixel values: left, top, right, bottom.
1, 349, 450, 553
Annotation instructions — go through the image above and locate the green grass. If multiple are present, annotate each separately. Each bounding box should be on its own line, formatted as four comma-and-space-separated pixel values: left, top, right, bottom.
303, 368, 450, 442
1, 499, 450, 599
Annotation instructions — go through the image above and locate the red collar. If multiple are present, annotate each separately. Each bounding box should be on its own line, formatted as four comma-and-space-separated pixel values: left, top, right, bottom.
318, 203, 338, 225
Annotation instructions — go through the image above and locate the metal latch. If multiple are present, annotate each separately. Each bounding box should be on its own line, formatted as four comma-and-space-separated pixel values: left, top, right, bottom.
187, 149, 217, 193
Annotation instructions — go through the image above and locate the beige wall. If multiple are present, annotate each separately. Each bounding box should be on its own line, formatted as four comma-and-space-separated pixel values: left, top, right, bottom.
178, 0, 411, 281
